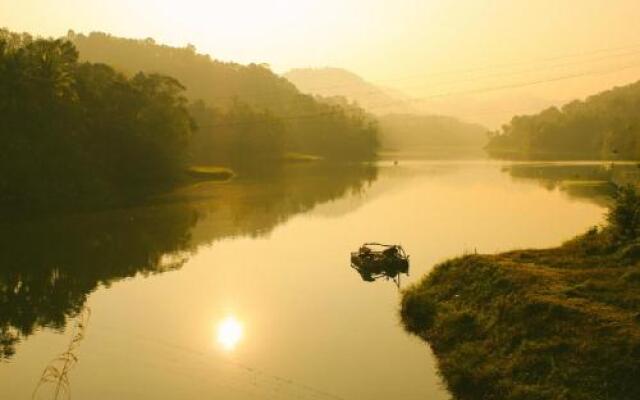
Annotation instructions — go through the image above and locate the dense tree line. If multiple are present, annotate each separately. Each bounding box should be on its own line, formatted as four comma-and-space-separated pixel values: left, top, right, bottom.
70, 31, 379, 162
486, 81, 640, 159
0, 29, 193, 214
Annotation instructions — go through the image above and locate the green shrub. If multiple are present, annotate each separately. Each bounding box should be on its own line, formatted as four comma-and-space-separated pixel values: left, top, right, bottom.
608, 185, 640, 242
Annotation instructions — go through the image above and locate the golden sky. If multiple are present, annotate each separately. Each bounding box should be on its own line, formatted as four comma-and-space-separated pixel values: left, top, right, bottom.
3, 0, 640, 126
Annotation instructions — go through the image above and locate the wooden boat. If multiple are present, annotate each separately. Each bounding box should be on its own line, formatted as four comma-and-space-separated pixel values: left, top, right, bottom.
350, 243, 409, 286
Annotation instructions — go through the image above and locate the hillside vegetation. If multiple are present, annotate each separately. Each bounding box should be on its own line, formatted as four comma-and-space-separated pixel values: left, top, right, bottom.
401, 186, 640, 399
0, 29, 381, 215
71, 33, 379, 164
487, 81, 640, 159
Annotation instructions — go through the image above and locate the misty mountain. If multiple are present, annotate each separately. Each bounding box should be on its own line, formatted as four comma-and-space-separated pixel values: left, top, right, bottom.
283, 67, 418, 115
285, 67, 488, 150
283, 67, 569, 132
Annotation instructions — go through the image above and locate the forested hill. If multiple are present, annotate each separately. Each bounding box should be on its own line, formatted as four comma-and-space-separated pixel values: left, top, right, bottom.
486, 80, 640, 159
70, 32, 379, 162
0, 28, 379, 216
72, 32, 297, 111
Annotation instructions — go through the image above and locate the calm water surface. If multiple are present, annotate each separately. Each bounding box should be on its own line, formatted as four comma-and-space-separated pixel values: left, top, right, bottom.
0, 160, 617, 399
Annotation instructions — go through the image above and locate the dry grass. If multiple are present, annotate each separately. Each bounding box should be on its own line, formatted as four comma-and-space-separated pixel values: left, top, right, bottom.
401, 230, 640, 400
32, 307, 91, 400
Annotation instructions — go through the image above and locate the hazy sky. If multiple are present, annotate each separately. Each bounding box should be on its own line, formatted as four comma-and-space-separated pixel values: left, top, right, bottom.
3, 0, 640, 126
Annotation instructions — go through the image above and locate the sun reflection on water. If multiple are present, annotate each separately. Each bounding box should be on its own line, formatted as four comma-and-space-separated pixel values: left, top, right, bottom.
216, 316, 244, 351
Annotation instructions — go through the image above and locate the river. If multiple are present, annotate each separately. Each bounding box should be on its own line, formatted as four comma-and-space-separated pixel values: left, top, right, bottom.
0, 159, 621, 399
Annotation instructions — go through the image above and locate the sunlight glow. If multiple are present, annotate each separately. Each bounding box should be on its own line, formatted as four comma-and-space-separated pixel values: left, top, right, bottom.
216, 316, 244, 351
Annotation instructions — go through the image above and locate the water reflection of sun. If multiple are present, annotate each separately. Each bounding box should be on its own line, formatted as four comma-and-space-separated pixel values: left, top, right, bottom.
216, 316, 244, 351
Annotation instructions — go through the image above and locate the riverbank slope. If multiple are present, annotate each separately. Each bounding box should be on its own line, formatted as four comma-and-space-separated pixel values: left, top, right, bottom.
400, 188, 640, 400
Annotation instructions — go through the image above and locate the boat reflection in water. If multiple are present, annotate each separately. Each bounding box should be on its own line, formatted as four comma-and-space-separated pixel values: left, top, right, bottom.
350, 243, 410, 287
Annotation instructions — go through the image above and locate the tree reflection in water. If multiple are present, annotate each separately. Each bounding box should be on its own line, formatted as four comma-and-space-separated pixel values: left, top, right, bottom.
501, 163, 640, 206
0, 163, 377, 359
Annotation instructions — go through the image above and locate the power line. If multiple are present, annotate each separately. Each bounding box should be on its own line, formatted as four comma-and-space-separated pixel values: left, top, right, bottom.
379, 41, 640, 82
195, 59, 640, 129
194, 41, 640, 106
294, 41, 640, 93
409, 48, 640, 92
298, 48, 640, 105
196, 108, 369, 129
361, 60, 640, 111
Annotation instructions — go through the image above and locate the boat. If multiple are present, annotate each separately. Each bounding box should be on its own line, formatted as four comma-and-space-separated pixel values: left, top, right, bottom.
350, 243, 409, 286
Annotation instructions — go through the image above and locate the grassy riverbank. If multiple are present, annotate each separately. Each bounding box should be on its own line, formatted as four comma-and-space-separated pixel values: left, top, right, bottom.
400, 186, 640, 400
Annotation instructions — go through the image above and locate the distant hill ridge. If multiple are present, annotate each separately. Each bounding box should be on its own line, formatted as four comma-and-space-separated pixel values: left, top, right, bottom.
284, 67, 418, 115
285, 67, 489, 150
72, 32, 323, 112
